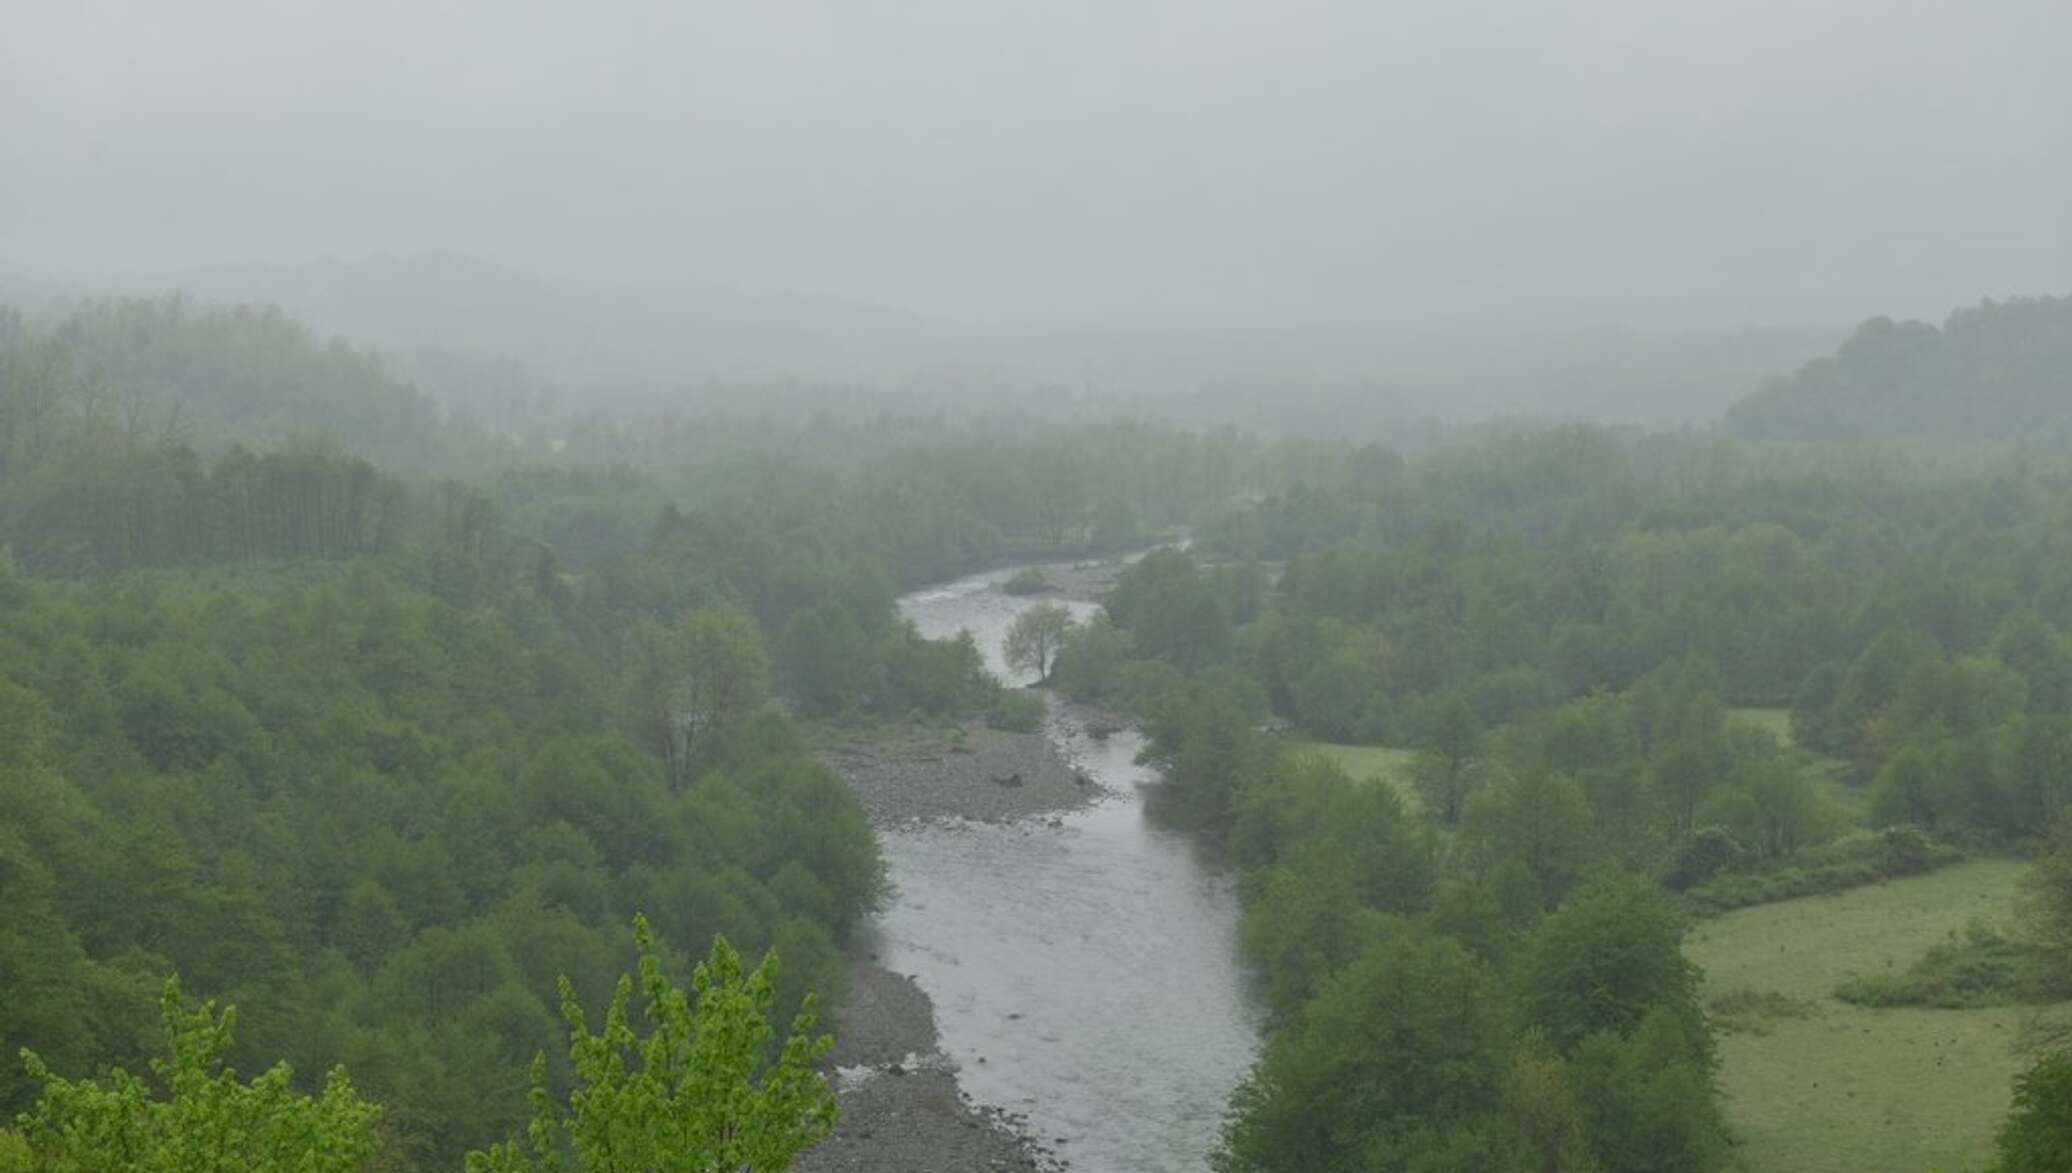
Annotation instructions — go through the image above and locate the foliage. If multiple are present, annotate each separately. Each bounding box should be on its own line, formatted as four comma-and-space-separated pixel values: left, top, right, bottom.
1138, 677, 1277, 828
21, 288, 2072, 1171
1460, 767, 1604, 908
1214, 930, 1511, 1173
983, 690, 1047, 733
1566, 1009, 1726, 1173
1728, 296, 2072, 444
1679, 827, 1962, 916
465, 919, 835, 1173
1051, 612, 1133, 703
14, 977, 381, 1172
1991, 1051, 2072, 1173
1002, 601, 1076, 684
1104, 548, 1230, 671
1518, 880, 1712, 1067
2017, 815, 2072, 1000
0, 543, 880, 1165
1833, 919, 2027, 1009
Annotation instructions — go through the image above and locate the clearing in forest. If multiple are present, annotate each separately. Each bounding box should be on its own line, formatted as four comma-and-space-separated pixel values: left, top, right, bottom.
1283, 740, 1422, 812
1685, 857, 2033, 1173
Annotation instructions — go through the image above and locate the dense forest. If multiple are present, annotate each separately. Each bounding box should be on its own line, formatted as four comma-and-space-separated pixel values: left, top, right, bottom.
1727, 295, 2072, 445
1037, 421, 2072, 1170
0, 299, 1244, 1167
5, 291, 2072, 1170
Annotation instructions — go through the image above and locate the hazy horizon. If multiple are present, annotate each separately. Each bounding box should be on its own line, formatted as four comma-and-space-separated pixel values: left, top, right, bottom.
5, 0, 2067, 336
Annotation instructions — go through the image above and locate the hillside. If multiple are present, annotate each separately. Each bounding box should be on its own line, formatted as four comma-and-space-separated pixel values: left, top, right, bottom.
1727, 295, 2072, 443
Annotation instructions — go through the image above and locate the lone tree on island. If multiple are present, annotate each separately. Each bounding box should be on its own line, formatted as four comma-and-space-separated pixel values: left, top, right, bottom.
1004, 602, 1077, 684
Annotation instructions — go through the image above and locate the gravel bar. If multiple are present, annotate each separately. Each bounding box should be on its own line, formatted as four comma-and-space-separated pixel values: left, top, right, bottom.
818, 722, 1102, 827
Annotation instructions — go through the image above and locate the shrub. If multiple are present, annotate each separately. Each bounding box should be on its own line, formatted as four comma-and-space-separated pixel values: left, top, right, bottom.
984, 690, 1047, 733
1991, 1051, 2072, 1173
1662, 826, 1750, 891
1834, 920, 2028, 1009
1681, 828, 1964, 917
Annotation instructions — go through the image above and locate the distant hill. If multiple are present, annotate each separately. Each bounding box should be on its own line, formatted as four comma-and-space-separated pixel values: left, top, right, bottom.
11, 253, 1842, 437
1725, 295, 2072, 443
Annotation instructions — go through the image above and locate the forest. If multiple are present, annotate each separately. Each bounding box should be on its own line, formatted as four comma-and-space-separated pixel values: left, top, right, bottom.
1726, 295, 2072, 446
3, 292, 2072, 1171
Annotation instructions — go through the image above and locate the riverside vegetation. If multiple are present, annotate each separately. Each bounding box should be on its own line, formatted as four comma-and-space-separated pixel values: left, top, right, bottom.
5, 292, 2072, 1168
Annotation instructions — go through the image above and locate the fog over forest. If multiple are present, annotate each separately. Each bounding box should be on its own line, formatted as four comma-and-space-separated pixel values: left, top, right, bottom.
6, 5, 2072, 1173
5, 1, 2066, 428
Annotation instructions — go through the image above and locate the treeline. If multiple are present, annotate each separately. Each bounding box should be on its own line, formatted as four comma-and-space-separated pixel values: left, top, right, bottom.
27, 296, 502, 470
0, 552, 888, 1166
1, 401, 1244, 1166
1023, 423, 2072, 1170
1135, 706, 1727, 1170
1727, 294, 2072, 444
1187, 425, 2072, 847
1062, 557, 1734, 1168
4, 297, 1301, 586
0, 296, 1320, 1168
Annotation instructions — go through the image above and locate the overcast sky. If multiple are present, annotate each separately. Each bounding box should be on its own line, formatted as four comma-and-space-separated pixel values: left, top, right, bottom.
3, 0, 2067, 330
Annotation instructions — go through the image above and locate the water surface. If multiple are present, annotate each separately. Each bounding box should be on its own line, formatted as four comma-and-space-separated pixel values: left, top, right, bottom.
877, 558, 1258, 1171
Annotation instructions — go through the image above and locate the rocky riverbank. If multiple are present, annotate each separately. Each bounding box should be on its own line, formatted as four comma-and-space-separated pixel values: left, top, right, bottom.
801, 716, 1114, 1172
793, 956, 1060, 1173
800, 547, 1165, 1172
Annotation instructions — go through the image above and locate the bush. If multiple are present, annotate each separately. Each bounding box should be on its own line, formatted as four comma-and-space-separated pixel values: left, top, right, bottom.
984, 690, 1047, 733
1662, 826, 1750, 891
1681, 828, 1964, 917
1992, 1051, 2072, 1173
1834, 920, 2028, 1009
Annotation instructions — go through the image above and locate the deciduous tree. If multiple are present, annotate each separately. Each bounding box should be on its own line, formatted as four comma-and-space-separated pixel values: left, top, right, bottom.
466, 917, 836, 1173
1003, 602, 1076, 684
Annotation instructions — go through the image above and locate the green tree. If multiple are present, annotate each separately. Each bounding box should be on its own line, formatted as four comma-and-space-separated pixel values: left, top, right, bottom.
1991, 1051, 2072, 1173
466, 917, 836, 1173
14, 977, 381, 1173
1410, 752, 1491, 826
2017, 815, 2072, 1001
1500, 1040, 1601, 1173
622, 617, 691, 788
1567, 1009, 1726, 1173
1053, 612, 1132, 702
778, 604, 876, 718
1290, 649, 1378, 743
1002, 602, 1077, 684
1214, 930, 1510, 1173
679, 603, 772, 767
1105, 548, 1230, 670
1518, 880, 1711, 1066
1461, 767, 1602, 907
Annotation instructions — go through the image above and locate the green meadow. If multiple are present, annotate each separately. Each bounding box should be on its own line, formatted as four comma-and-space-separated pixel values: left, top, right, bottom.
1687, 858, 2034, 1173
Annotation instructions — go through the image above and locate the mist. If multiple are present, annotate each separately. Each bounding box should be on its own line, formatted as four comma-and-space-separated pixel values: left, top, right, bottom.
5, 0, 2065, 341
15, 7, 2072, 1172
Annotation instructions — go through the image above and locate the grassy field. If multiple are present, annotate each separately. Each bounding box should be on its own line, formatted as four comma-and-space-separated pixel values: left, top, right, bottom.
1686, 857, 2033, 1172
1283, 739, 1421, 812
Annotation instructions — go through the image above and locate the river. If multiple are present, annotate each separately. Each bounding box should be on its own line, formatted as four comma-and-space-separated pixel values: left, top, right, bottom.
874, 556, 1259, 1171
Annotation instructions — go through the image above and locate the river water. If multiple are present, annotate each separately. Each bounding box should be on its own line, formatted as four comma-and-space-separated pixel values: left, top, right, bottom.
877, 558, 1259, 1171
